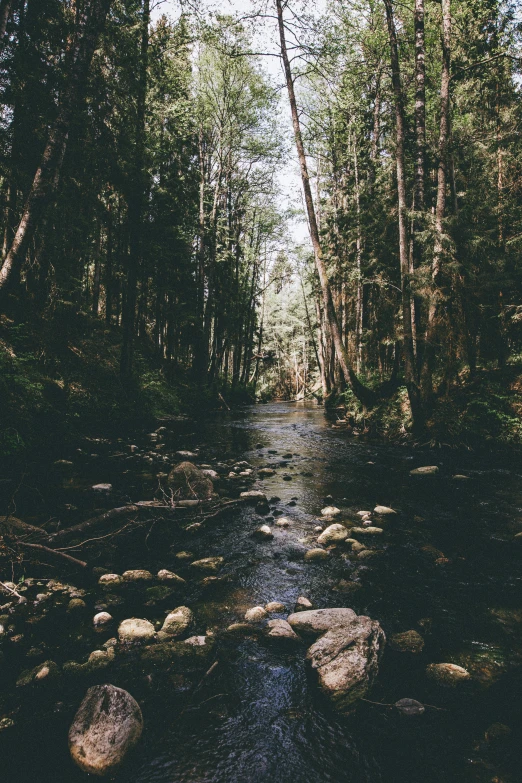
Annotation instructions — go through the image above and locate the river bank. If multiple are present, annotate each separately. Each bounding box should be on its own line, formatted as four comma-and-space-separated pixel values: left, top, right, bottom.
1, 402, 522, 781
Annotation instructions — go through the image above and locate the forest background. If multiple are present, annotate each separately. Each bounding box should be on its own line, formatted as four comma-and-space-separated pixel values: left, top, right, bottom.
0, 0, 521, 459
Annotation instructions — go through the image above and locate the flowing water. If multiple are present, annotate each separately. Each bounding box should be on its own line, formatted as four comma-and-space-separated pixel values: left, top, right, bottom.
2, 402, 522, 782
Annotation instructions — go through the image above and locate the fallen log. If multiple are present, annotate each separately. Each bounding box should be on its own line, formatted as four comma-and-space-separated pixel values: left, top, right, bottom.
49, 505, 140, 543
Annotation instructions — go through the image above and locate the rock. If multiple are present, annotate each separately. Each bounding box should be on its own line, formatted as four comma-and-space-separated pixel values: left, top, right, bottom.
276, 517, 291, 527
167, 461, 213, 500
174, 551, 193, 561
295, 596, 313, 612
122, 570, 153, 582
314, 525, 323, 533
176, 450, 198, 459
395, 698, 425, 716
240, 490, 268, 502
321, 506, 341, 517
350, 526, 383, 535
351, 541, 366, 553
333, 580, 362, 594
226, 623, 259, 635
157, 569, 185, 584
92, 483, 112, 493
201, 469, 219, 480
200, 575, 228, 588
287, 608, 385, 711
317, 524, 348, 545
410, 466, 439, 476
190, 557, 224, 573
17, 660, 60, 687
357, 511, 372, 517
253, 525, 273, 540
245, 606, 268, 622
288, 608, 356, 634
258, 468, 276, 477
426, 662, 471, 686
357, 549, 378, 560
452, 474, 470, 481
88, 649, 113, 665
184, 635, 208, 646
267, 619, 299, 640
304, 548, 329, 562
69, 684, 143, 776
373, 506, 397, 515
145, 585, 176, 604
98, 573, 124, 588
265, 601, 285, 613
389, 630, 424, 653
118, 618, 156, 644
161, 606, 194, 637
93, 611, 113, 628
68, 598, 87, 612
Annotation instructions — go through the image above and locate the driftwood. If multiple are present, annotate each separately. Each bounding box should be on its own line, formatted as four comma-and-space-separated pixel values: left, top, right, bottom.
18, 541, 87, 568
49, 505, 140, 543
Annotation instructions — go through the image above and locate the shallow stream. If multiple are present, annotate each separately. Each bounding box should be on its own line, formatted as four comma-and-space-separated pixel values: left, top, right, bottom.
2, 402, 522, 782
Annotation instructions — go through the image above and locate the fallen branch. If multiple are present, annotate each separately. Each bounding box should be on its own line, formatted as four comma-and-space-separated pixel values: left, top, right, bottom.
0, 515, 48, 540
0, 580, 24, 600
49, 505, 140, 543
18, 542, 88, 568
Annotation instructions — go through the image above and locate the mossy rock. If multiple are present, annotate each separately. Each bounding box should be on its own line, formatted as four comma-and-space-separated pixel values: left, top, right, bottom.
144, 586, 176, 604
17, 660, 60, 687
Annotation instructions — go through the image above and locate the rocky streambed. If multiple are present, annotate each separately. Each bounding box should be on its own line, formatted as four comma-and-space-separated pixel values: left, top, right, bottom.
1, 401, 522, 782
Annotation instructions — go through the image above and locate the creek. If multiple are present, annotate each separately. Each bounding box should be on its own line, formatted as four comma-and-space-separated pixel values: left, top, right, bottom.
1, 401, 522, 782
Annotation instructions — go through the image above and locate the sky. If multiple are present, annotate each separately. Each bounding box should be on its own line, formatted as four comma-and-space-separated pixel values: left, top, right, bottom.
150, 0, 313, 246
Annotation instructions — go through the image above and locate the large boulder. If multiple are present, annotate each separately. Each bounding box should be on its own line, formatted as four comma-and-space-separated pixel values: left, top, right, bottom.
288, 608, 385, 712
167, 462, 213, 501
69, 684, 143, 776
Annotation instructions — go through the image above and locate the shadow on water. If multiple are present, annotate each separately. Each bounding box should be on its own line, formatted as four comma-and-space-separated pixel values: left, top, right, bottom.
1, 402, 522, 782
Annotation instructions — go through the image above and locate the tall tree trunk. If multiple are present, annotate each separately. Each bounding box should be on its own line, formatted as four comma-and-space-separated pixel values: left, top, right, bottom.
276, 0, 375, 408
121, 0, 149, 376
384, 0, 422, 423
420, 0, 451, 401
353, 134, 363, 373
0, 0, 111, 294
414, 0, 426, 213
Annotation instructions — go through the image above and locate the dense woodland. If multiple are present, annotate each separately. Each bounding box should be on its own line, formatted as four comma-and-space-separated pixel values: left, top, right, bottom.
0, 0, 521, 452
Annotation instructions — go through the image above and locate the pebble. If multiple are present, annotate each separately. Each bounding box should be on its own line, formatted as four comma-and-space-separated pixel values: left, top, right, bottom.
190, 557, 224, 573
410, 466, 439, 476
295, 596, 313, 611
321, 506, 341, 517
157, 570, 185, 584
304, 548, 329, 562
265, 601, 285, 613
98, 574, 124, 587
93, 612, 113, 628
122, 570, 153, 582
